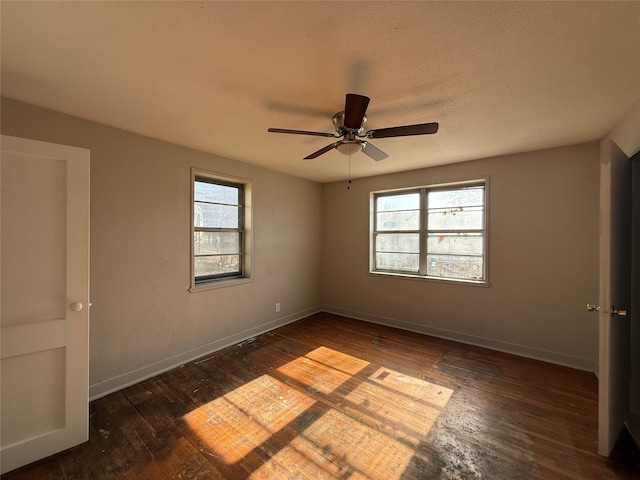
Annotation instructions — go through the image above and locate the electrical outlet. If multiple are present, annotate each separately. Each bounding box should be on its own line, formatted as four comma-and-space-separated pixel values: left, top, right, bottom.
275, 303, 281, 313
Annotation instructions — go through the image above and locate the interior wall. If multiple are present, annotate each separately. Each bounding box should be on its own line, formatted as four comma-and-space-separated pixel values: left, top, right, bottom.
0, 96, 605, 396
1, 97, 323, 399
321, 142, 600, 370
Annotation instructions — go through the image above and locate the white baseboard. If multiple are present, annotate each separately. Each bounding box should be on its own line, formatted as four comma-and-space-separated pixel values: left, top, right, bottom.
90, 304, 595, 401
321, 305, 596, 372
89, 306, 321, 401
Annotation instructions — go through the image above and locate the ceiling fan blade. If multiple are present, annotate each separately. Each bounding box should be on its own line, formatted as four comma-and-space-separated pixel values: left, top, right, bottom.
268, 128, 336, 138
367, 122, 439, 139
361, 142, 388, 161
344, 94, 370, 130
304, 142, 339, 160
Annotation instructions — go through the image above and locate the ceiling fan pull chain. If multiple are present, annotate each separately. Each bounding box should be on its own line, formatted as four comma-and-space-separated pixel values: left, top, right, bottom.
347, 153, 352, 190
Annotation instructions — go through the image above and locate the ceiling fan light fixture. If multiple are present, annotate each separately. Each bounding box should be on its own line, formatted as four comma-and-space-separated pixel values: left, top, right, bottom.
336, 141, 362, 156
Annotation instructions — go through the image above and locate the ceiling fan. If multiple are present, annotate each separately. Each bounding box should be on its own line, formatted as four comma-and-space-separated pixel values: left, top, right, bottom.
267, 93, 439, 161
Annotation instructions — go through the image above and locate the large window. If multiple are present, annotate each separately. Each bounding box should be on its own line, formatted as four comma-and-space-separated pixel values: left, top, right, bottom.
371, 181, 487, 283
192, 171, 250, 287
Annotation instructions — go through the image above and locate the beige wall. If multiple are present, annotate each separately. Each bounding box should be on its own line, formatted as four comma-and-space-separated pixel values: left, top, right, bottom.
1, 98, 323, 398
321, 143, 600, 370
1, 97, 603, 396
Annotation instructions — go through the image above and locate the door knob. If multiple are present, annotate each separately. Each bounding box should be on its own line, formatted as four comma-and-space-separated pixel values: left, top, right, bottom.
69, 302, 83, 312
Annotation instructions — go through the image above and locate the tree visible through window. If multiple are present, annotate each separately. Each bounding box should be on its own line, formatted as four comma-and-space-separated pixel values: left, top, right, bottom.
193, 175, 245, 284
372, 181, 487, 283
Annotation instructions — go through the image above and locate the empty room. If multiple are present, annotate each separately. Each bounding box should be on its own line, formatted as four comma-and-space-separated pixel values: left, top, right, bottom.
1, 1, 639, 479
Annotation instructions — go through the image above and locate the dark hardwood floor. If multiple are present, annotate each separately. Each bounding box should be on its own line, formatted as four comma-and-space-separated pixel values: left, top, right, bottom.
4, 313, 639, 479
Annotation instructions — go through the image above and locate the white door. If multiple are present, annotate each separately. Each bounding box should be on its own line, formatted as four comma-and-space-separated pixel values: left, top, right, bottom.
1, 135, 90, 474
597, 139, 632, 456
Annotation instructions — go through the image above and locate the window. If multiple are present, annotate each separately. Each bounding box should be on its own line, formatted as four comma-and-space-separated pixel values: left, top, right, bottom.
371, 181, 487, 283
192, 171, 251, 287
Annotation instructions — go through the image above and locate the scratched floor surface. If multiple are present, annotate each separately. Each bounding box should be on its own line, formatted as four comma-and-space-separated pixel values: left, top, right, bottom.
4, 313, 639, 479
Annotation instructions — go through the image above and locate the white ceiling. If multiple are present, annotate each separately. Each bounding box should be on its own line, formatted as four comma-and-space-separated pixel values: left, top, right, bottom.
2, 1, 639, 183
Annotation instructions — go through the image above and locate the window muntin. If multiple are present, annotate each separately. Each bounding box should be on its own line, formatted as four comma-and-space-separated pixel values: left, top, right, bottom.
193, 175, 245, 284
372, 182, 487, 283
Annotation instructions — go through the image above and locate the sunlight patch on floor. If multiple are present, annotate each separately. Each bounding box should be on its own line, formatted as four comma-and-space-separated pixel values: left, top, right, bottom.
343, 379, 441, 440
369, 367, 453, 408
277, 356, 352, 395
249, 409, 415, 480
277, 347, 369, 395
184, 346, 453, 479
305, 346, 370, 375
184, 374, 316, 463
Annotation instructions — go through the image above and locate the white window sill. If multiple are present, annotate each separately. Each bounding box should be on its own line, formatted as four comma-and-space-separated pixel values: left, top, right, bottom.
189, 276, 253, 293
368, 270, 490, 287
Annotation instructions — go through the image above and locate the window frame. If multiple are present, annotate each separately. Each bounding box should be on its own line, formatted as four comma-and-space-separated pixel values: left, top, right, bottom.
190, 169, 252, 291
370, 179, 489, 285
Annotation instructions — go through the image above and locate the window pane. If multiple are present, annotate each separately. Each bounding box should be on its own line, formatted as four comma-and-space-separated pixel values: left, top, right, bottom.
427, 233, 483, 255
376, 192, 420, 212
194, 202, 240, 228
376, 233, 419, 253
375, 252, 419, 273
194, 231, 240, 255
427, 206, 483, 230
371, 182, 486, 283
195, 255, 241, 278
428, 187, 483, 209
194, 181, 240, 205
376, 211, 420, 231
426, 254, 483, 280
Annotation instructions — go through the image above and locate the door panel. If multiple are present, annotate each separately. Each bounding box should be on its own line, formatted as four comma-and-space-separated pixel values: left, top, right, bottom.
598, 139, 632, 456
1, 348, 66, 446
1, 154, 67, 326
1, 135, 90, 474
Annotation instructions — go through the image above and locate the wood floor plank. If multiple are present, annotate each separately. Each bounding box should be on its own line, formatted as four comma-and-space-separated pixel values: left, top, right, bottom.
3, 312, 638, 479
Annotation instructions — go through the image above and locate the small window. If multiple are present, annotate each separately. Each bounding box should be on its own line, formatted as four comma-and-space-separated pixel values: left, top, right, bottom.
371, 181, 487, 284
192, 171, 250, 287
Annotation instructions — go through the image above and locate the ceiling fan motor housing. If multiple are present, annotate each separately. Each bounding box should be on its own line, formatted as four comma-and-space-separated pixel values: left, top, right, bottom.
332, 111, 366, 135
